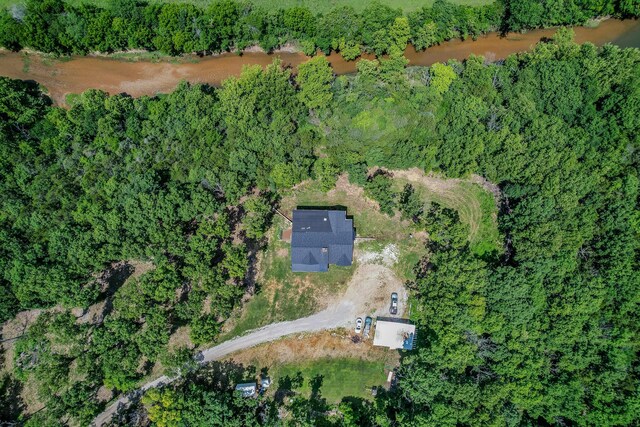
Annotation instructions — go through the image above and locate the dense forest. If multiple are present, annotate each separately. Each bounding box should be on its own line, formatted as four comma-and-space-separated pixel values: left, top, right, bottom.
0, 29, 638, 425
0, 0, 638, 57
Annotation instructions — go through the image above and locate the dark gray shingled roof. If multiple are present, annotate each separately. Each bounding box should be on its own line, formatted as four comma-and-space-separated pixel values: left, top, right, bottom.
291, 210, 355, 272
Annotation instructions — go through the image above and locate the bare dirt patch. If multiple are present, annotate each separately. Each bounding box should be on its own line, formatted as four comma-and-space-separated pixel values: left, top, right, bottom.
328, 174, 380, 212
168, 326, 193, 350
356, 244, 399, 267
1, 308, 61, 373
76, 299, 108, 325
128, 260, 155, 280
391, 168, 462, 196
19, 375, 46, 415
280, 228, 292, 242
96, 385, 114, 403
343, 264, 404, 317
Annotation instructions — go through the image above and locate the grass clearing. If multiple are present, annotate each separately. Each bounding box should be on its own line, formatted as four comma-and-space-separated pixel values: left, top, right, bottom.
1, 0, 495, 13
280, 176, 403, 240
390, 169, 502, 257
222, 176, 403, 339
226, 330, 398, 403
274, 358, 386, 402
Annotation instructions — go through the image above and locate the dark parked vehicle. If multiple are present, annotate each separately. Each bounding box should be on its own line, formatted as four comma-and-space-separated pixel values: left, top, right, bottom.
390, 292, 398, 315
364, 316, 373, 338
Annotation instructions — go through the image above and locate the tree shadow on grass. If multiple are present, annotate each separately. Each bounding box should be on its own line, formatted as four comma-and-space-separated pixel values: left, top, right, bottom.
187, 360, 256, 391
0, 373, 25, 422
274, 371, 303, 404
309, 374, 324, 399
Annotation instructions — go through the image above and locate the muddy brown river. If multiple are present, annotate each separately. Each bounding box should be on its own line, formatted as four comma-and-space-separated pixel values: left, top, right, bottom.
1, 18, 638, 105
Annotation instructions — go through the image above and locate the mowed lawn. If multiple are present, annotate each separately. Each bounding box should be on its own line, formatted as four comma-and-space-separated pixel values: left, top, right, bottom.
391, 175, 502, 257
2, 0, 494, 13
272, 358, 387, 402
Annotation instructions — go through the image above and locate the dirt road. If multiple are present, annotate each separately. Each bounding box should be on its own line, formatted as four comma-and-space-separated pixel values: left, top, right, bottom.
92, 264, 403, 426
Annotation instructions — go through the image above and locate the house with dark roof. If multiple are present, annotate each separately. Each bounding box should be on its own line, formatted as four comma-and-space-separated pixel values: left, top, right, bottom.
291, 209, 355, 272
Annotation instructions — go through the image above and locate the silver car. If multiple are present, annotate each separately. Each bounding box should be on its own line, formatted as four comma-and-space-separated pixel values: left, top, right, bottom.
355, 317, 363, 333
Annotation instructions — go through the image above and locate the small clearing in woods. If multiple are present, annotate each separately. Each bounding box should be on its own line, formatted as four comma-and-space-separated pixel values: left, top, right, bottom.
281, 174, 403, 240
220, 211, 356, 339
222, 170, 499, 338
226, 330, 399, 402
390, 168, 502, 256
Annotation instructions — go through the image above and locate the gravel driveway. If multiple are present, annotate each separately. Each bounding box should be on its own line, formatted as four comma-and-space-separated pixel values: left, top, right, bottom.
92, 264, 403, 426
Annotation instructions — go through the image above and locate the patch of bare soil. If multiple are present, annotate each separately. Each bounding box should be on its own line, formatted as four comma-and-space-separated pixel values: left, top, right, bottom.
201, 295, 212, 315
76, 299, 108, 325
391, 168, 459, 193
242, 45, 266, 53
19, 374, 46, 415
167, 326, 193, 350
1, 307, 62, 373
226, 330, 398, 368
328, 174, 380, 212
96, 385, 114, 403
343, 264, 405, 317
148, 359, 166, 380
356, 244, 399, 267
128, 260, 155, 280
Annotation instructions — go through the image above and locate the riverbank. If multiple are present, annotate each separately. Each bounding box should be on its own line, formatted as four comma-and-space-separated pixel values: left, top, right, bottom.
1, 18, 638, 106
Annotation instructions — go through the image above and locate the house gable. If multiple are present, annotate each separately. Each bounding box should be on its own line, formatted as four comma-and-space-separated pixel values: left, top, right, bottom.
290, 209, 354, 272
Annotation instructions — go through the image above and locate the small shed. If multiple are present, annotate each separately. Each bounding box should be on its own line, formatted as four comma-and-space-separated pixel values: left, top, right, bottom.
373, 318, 416, 350
261, 376, 271, 389
235, 382, 257, 397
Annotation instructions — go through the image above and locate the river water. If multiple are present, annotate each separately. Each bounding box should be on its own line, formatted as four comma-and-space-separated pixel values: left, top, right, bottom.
1, 18, 638, 105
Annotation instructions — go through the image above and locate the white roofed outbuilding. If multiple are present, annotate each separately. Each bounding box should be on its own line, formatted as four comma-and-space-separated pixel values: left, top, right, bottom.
373, 318, 416, 350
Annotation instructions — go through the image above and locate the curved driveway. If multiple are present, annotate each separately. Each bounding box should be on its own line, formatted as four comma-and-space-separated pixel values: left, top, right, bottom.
92, 301, 356, 426
92, 262, 404, 426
